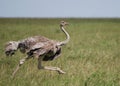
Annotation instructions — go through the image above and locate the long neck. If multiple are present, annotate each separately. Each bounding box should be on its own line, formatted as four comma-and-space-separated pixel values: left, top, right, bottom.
58, 26, 70, 46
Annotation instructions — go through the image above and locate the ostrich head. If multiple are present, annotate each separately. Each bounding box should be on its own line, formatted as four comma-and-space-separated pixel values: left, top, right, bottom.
60, 21, 69, 27
5, 41, 19, 56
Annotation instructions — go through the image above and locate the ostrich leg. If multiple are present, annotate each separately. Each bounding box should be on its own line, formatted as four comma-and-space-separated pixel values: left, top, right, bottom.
12, 56, 30, 77
38, 57, 66, 74
44, 66, 66, 74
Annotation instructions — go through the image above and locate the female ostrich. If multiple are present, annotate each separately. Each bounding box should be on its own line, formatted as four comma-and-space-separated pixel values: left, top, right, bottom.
12, 21, 70, 77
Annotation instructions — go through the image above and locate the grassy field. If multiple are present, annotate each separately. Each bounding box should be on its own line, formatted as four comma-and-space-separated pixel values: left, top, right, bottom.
0, 18, 120, 86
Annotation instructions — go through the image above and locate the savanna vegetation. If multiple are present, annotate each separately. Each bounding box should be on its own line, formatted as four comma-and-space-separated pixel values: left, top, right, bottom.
0, 18, 120, 86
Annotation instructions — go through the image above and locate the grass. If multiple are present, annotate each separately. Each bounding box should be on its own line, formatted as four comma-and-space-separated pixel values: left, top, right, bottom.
0, 18, 120, 86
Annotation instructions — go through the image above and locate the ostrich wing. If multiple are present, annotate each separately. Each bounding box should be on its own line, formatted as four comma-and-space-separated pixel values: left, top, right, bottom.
31, 42, 44, 50
27, 42, 62, 61
27, 42, 47, 57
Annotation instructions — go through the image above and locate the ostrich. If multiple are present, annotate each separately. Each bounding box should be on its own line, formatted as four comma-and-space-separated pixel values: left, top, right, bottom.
12, 21, 70, 77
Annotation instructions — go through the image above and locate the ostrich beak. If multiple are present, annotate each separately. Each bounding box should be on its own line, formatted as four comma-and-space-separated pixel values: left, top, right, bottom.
65, 22, 69, 25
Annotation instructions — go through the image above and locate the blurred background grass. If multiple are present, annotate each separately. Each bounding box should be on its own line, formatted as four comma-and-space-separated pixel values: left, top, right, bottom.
0, 18, 120, 86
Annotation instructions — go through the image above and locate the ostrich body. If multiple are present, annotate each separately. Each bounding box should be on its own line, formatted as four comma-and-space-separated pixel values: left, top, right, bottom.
10, 21, 70, 77
18, 35, 62, 61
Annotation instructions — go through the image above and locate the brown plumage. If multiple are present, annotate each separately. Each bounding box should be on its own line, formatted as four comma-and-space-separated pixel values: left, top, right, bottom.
18, 35, 61, 61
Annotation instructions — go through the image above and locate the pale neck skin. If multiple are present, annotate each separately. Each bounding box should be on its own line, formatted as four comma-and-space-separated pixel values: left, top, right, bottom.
57, 25, 70, 46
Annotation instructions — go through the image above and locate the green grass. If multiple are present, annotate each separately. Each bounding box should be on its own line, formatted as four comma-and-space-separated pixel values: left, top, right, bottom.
0, 18, 120, 86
